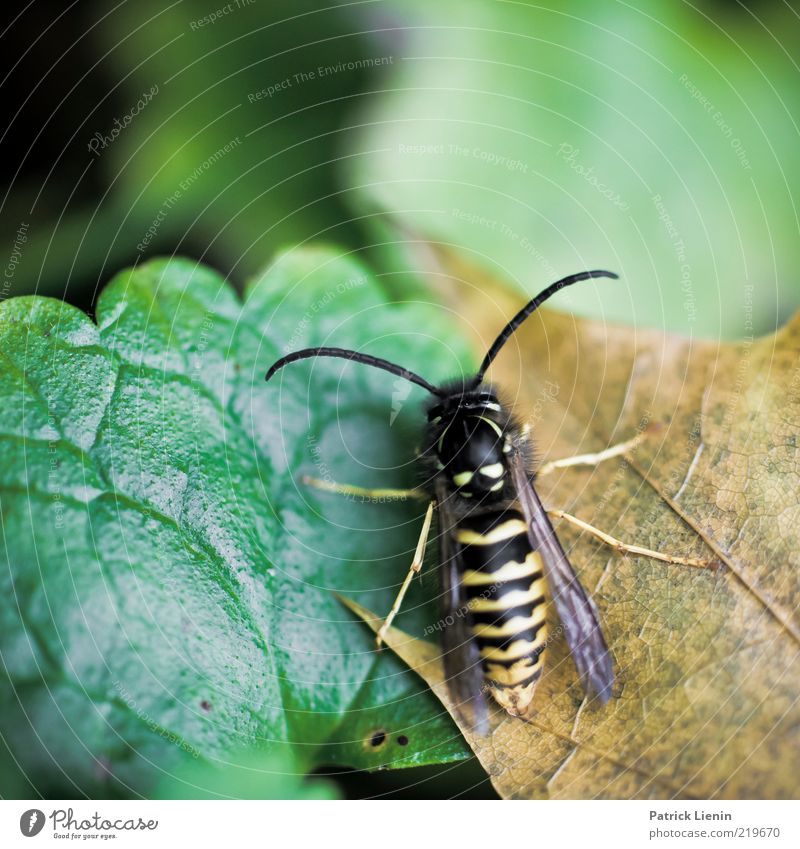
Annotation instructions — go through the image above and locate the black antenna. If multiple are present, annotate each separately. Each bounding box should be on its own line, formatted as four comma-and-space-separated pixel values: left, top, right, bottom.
265, 346, 446, 397
473, 270, 619, 384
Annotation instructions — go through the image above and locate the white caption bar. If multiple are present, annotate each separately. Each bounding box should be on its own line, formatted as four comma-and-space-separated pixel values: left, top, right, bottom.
1, 799, 797, 848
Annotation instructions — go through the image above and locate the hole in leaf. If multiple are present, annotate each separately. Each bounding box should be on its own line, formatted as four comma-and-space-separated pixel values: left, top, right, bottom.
368, 730, 387, 748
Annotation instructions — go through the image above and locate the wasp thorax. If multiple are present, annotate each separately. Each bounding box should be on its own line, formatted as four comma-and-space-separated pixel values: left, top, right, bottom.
427, 390, 511, 501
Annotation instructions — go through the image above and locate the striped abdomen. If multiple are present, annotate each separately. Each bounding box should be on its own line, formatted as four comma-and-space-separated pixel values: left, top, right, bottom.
455, 509, 548, 715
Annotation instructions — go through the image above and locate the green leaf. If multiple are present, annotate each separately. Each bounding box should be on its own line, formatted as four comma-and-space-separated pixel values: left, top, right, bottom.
351, 0, 800, 338
0, 248, 471, 798
4, 0, 384, 298
155, 749, 339, 801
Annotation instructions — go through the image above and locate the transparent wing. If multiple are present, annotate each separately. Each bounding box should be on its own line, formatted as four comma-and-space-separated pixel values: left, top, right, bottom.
509, 452, 614, 703
435, 478, 490, 734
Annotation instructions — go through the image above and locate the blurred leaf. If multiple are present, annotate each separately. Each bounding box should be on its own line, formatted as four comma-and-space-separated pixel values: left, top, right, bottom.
156, 748, 338, 800
351, 0, 800, 337
100, 0, 381, 265
3, 0, 391, 298
343, 246, 800, 799
0, 248, 472, 798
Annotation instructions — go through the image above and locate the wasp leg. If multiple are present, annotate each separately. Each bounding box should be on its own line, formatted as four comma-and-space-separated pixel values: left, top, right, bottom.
302, 475, 427, 501
536, 432, 648, 478
376, 499, 436, 648
548, 509, 719, 571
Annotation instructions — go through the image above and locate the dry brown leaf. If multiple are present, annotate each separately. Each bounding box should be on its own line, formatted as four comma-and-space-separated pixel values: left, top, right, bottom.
344, 246, 800, 799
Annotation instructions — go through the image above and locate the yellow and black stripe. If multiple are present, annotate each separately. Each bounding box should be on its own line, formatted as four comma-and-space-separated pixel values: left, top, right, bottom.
455, 509, 548, 714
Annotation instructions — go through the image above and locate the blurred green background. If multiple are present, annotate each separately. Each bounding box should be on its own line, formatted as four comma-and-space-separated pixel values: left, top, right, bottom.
3, 0, 798, 336
2, 0, 799, 799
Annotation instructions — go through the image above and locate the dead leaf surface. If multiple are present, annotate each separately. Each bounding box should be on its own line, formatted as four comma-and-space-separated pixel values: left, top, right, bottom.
345, 246, 800, 799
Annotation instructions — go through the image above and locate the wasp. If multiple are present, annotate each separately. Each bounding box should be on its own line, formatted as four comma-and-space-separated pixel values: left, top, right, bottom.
266, 270, 715, 731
